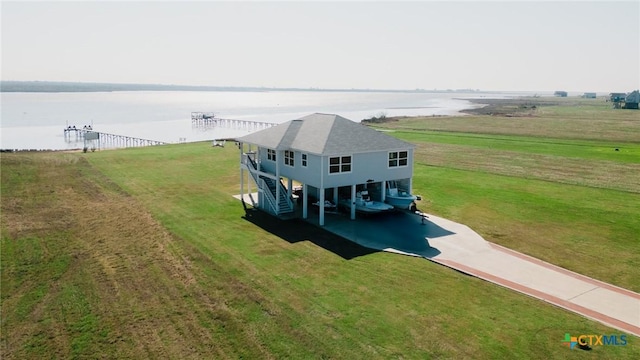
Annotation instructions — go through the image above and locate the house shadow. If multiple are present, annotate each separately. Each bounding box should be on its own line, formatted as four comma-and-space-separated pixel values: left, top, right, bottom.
241, 206, 380, 260
315, 210, 447, 258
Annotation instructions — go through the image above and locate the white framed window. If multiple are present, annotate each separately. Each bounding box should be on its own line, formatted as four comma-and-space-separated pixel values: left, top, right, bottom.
329, 155, 351, 174
284, 150, 294, 167
267, 149, 276, 161
301, 153, 307, 167
388, 151, 408, 167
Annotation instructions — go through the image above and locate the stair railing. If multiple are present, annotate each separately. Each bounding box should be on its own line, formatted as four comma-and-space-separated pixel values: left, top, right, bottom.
278, 179, 294, 211
259, 178, 278, 215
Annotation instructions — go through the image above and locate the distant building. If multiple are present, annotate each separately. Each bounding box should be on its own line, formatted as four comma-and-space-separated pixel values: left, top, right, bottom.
625, 90, 640, 109
582, 92, 596, 99
554, 91, 568, 97
609, 91, 639, 109
609, 92, 627, 108
610, 92, 627, 102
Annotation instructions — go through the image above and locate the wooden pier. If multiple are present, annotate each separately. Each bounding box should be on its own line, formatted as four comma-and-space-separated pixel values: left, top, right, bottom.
64, 127, 167, 150
191, 112, 276, 131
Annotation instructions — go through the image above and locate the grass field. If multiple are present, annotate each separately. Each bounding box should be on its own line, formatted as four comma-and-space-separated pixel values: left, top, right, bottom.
2, 97, 639, 358
375, 97, 640, 143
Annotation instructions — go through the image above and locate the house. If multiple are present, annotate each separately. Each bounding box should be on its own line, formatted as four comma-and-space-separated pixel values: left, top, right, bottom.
609, 92, 627, 108
609, 91, 639, 109
624, 90, 639, 109
582, 92, 596, 99
610, 92, 627, 102
235, 113, 415, 226
554, 91, 568, 97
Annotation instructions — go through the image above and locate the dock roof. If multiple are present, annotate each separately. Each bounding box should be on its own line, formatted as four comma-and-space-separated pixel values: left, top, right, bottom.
236, 113, 414, 156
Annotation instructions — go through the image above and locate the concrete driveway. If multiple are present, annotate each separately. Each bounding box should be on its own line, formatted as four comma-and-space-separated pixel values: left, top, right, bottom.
235, 193, 640, 336
306, 209, 640, 337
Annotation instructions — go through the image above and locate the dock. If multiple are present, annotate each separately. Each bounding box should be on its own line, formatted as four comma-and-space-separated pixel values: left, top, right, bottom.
191, 112, 276, 131
64, 127, 167, 150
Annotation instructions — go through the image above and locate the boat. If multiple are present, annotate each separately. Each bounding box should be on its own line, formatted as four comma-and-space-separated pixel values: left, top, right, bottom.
312, 200, 338, 213
339, 191, 394, 213
385, 182, 417, 210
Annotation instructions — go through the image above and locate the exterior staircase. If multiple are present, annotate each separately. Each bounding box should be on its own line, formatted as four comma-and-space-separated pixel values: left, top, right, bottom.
245, 154, 294, 216
260, 177, 294, 214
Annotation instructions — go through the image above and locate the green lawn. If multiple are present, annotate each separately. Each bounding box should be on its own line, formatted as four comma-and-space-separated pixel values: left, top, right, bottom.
87, 143, 638, 358
392, 130, 640, 163
2, 97, 639, 358
375, 97, 640, 143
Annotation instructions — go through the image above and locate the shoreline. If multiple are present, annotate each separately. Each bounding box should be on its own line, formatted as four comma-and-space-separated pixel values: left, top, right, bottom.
458, 97, 552, 116
362, 96, 558, 123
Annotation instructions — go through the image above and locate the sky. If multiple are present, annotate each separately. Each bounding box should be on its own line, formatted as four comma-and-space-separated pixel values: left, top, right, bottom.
1, 1, 639, 92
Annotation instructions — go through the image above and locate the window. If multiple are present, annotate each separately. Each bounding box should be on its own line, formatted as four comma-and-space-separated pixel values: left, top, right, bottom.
329, 156, 351, 174
267, 149, 276, 161
301, 153, 307, 167
284, 150, 294, 167
388, 151, 408, 167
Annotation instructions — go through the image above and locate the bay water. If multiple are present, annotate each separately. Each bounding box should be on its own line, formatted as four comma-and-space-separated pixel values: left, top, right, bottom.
1, 90, 517, 150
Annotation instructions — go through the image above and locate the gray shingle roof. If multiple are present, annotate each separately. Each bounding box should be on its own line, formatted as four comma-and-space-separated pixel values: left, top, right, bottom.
236, 113, 414, 156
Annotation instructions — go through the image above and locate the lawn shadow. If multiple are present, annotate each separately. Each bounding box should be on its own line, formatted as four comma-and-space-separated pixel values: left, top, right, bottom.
241, 207, 380, 260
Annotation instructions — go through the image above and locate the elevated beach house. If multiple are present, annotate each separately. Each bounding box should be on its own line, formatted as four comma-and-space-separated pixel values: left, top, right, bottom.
236, 113, 415, 226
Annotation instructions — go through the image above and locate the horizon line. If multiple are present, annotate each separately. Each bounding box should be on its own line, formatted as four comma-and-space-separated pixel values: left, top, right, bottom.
0, 80, 625, 94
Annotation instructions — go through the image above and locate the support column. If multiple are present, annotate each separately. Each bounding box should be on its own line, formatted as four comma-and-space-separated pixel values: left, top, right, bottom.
254, 145, 259, 172
240, 168, 244, 202
350, 184, 356, 220
275, 151, 281, 214
381, 180, 386, 202
288, 178, 293, 199
247, 169, 251, 199
333, 187, 338, 207
247, 144, 252, 199
239, 142, 244, 200
302, 184, 308, 219
319, 188, 325, 226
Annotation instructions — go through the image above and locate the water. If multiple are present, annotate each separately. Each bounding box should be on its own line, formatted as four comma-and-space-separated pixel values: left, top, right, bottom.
1, 90, 517, 150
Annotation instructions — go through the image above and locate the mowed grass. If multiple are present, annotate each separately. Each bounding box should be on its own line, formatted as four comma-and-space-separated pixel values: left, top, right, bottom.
2, 98, 639, 358
373, 98, 640, 290
375, 97, 640, 143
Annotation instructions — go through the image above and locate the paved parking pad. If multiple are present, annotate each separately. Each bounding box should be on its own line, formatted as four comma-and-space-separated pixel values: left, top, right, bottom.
306, 210, 640, 337
234, 194, 639, 336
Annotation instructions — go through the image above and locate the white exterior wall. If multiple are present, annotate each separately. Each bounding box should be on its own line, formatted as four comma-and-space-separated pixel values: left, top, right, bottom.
257, 148, 321, 183
278, 151, 322, 185
322, 149, 413, 188
254, 146, 413, 190
258, 148, 276, 174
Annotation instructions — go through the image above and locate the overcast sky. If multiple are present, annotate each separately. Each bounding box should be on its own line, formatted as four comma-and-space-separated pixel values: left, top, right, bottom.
2, 1, 638, 92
